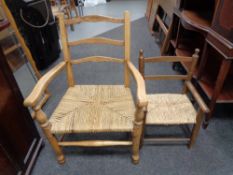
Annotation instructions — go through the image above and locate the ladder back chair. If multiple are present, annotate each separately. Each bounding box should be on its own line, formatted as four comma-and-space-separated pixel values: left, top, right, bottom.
24, 11, 148, 164
139, 49, 209, 148
51, 0, 79, 31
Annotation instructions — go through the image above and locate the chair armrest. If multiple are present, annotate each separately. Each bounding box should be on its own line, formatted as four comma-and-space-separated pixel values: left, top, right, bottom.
24, 62, 66, 107
127, 61, 148, 107
186, 81, 209, 113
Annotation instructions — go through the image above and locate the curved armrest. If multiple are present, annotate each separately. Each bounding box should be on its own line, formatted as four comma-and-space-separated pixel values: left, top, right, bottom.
24, 62, 66, 107
186, 81, 209, 113
127, 61, 148, 107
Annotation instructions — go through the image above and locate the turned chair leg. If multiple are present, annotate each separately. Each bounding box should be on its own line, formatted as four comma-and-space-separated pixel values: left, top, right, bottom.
35, 109, 65, 164
132, 106, 144, 164
139, 110, 147, 149
189, 109, 203, 149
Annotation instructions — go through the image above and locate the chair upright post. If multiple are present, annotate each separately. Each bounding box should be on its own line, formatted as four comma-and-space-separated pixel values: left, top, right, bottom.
124, 11, 130, 87
182, 48, 200, 93
58, 13, 75, 87
139, 49, 145, 78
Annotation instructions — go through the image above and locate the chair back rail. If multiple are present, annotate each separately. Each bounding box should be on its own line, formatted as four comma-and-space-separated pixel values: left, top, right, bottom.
142, 56, 194, 63
139, 48, 200, 91
71, 56, 124, 64
68, 37, 124, 46
65, 15, 124, 25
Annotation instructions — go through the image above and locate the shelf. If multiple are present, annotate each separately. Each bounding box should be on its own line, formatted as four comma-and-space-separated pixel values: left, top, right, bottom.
170, 39, 197, 72
198, 73, 233, 103
181, 10, 211, 33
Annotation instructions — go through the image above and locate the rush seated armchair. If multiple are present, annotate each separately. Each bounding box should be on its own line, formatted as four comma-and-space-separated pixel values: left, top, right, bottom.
24, 11, 148, 164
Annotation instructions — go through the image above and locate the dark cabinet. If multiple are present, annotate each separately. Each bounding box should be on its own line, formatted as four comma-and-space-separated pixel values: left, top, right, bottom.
160, 0, 233, 128
0, 46, 42, 175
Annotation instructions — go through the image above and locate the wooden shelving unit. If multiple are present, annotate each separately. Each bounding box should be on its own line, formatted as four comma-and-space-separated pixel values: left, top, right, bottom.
181, 10, 211, 32
161, 0, 233, 128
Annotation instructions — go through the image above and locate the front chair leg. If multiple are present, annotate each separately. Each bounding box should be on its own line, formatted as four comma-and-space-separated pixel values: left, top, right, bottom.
35, 109, 65, 164
132, 106, 144, 164
139, 109, 147, 149
189, 109, 204, 149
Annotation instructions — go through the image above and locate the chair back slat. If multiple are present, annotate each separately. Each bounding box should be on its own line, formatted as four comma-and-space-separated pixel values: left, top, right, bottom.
143, 56, 194, 63
139, 49, 200, 83
65, 15, 124, 25
71, 56, 124, 64
68, 37, 124, 46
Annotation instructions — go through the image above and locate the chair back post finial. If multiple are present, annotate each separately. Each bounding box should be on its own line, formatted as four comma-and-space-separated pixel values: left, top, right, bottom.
182, 48, 200, 94
193, 48, 200, 59
189, 48, 200, 79
139, 49, 145, 78
58, 13, 75, 87
124, 11, 131, 88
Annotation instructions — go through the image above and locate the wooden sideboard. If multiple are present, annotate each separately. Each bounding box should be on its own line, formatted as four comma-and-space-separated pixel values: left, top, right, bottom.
158, 0, 233, 128
0, 45, 43, 175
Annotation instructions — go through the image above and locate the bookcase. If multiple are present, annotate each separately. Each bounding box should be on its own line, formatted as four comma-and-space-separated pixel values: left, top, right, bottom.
161, 0, 233, 128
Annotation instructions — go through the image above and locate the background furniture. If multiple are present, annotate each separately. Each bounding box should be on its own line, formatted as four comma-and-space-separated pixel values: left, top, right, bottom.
23, 11, 148, 165
0, 19, 24, 72
0, 46, 42, 175
139, 49, 209, 147
3, 0, 60, 70
146, 0, 177, 35
51, 0, 83, 31
1, 0, 51, 113
159, 0, 233, 128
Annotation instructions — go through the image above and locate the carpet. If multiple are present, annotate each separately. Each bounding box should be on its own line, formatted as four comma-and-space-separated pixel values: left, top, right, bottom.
32, 17, 233, 175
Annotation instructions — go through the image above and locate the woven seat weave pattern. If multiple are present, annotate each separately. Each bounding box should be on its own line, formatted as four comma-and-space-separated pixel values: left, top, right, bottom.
146, 94, 197, 125
49, 85, 135, 134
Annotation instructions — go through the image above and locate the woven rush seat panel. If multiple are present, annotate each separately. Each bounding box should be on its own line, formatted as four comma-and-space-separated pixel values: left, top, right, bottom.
146, 94, 197, 125
49, 85, 135, 134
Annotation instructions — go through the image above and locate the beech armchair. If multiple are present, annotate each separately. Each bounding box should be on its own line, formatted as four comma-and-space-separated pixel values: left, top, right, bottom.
24, 11, 147, 164
139, 49, 209, 148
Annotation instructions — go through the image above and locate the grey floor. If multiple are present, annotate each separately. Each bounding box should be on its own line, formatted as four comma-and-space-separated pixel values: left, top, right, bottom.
12, 0, 233, 175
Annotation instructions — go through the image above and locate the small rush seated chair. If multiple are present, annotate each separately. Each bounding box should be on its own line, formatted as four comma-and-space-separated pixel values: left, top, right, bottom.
24, 11, 148, 164
138, 49, 209, 148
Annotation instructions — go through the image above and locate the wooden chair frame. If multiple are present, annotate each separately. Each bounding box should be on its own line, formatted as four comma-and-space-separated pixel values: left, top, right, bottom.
139, 49, 209, 148
24, 11, 148, 164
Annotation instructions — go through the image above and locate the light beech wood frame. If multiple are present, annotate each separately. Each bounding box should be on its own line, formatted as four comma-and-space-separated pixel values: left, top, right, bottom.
24, 11, 148, 165
139, 49, 209, 148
